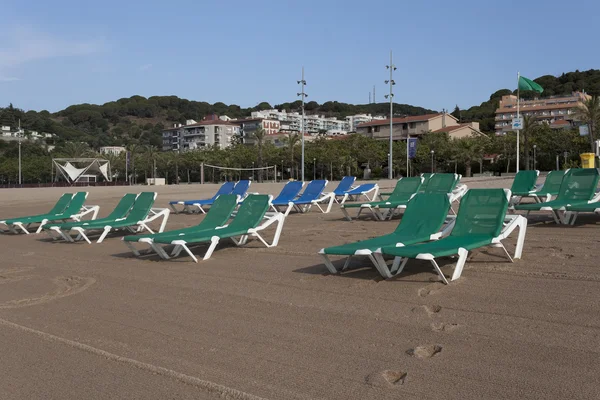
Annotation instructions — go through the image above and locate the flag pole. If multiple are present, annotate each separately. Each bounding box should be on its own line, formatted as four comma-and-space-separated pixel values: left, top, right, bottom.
516, 71, 520, 173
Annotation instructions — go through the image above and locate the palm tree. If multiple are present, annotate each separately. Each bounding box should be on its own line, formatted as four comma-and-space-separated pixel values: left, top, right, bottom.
521, 115, 537, 170
252, 127, 266, 182
56, 142, 94, 158
283, 132, 300, 179
453, 137, 483, 177
574, 96, 600, 152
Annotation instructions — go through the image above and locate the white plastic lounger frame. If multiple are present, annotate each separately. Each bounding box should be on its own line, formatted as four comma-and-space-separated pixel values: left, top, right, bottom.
340, 192, 419, 222
525, 190, 600, 225
339, 184, 380, 205
52, 196, 170, 244
375, 190, 527, 284
318, 216, 457, 276
154, 200, 286, 263
277, 180, 330, 217
0, 198, 100, 235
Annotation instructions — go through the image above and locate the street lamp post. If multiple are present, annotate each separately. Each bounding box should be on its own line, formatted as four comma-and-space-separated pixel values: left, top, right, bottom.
533, 145, 537, 170
281, 159, 284, 181
384, 50, 396, 180
431, 150, 435, 173
252, 161, 255, 181
17, 119, 22, 186
313, 158, 316, 180
297, 67, 308, 182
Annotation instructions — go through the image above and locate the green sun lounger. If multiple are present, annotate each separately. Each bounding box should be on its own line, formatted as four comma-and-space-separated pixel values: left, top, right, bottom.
508, 170, 539, 206
47, 193, 138, 237
0, 192, 98, 234
518, 169, 567, 204
376, 188, 527, 284
122, 194, 239, 257
514, 168, 600, 224
341, 177, 423, 220
319, 193, 453, 278
151, 194, 286, 262
49, 192, 170, 243
565, 199, 600, 224
379, 173, 433, 198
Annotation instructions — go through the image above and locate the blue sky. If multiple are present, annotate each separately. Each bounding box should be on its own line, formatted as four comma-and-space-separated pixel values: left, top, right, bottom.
1, 0, 599, 113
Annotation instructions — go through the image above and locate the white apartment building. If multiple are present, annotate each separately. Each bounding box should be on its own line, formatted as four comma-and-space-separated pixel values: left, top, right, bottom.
99, 146, 127, 155
250, 109, 376, 135
494, 91, 590, 134
345, 114, 384, 132
162, 120, 240, 152
1, 126, 53, 142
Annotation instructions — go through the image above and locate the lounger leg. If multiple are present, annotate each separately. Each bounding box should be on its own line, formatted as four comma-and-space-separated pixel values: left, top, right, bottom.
391, 257, 405, 274
169, 204, 179, 214
569, 212, 579, 226
150, 242, 171, 259
342, 256, 352, 271
97, 227, 111, 243
340, 207, 352, 221
203, 238, 220, 261
324, 195, 335, 213
371, 253, 393, 279
320, 254, 339, 274
450, 248, 468, 282
14, 222, 30, 235
177, 244, 198, 263
513, 217, 527, 259
171, 245, 181, 257
124, 241, 141, 257
35, 219, 48, 234
73, 228, 92, 244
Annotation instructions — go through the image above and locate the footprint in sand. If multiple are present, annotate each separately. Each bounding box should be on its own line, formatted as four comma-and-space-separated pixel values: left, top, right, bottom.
407, 345, 442, 359
411, 304, 442, 317
431, 322, 461, 332
418, 282, 444, 297
365, 370, 407, 388
0, 276, 95, 309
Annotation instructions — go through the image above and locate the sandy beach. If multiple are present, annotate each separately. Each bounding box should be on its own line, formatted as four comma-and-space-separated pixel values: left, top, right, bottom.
0, 177, 599, 399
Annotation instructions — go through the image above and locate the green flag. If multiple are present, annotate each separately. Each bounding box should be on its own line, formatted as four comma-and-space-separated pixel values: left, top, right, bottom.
518, 76, 544, 93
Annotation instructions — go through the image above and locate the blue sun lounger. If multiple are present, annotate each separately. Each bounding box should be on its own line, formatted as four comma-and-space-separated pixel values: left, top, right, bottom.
268, 181, 305, 212
272, 180, 328, 216
169, 181, 235, 214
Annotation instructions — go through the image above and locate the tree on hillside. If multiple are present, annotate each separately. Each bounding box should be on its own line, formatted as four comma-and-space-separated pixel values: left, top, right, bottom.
451, 105, 461, 121
453, 137, 484, 177
574, 96, 600, 152
53, 142, 94, 158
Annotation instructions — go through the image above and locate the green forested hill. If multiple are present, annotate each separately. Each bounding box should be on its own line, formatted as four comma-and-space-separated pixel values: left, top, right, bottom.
0, 96, 434, 148
1, 69, 599, 147
456, 69, 600, 132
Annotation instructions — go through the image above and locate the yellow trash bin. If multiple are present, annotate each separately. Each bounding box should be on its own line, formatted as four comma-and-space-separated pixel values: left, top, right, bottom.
580, 153, 596, 168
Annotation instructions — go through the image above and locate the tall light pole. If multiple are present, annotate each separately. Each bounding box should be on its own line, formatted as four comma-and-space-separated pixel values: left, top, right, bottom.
533, 144, 537, 170
313, 158, 316, 180
297, 67, 307, 182
384, 51, 396, 180
17, 119, 22, 186
431, 150, 435, 172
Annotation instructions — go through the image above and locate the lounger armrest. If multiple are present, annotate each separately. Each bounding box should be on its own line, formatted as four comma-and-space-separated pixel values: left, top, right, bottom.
247, 212, 286, 247
73, 205, 100, 221
141, 208, 171, 233
493, 214, 527, 259
439, 215, 457, 238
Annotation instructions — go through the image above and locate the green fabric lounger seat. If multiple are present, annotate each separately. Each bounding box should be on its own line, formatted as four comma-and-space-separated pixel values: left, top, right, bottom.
319, 193, 453, 278
377, 188, 527, 284
50, 192, 170, 243
514, 168, 600, 224
122, 194, 239, 257
565, 201, 600, 225
151, 194, 286, 262
518, 169, 567, 204
47, 193, 137, 240
509, 170, 540, 206
0, 192, 97, 234
379, 173, 433, 198
341, 177, 423, 221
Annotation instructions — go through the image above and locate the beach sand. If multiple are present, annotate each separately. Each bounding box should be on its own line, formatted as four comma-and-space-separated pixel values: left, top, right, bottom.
0, 177, 599, 399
